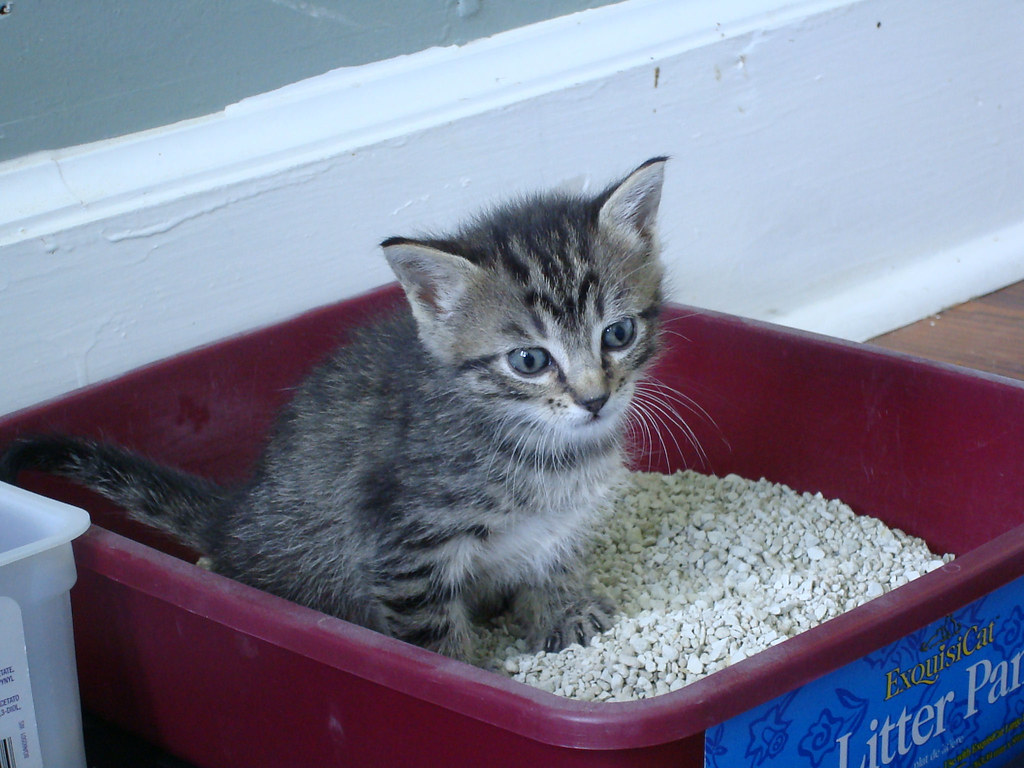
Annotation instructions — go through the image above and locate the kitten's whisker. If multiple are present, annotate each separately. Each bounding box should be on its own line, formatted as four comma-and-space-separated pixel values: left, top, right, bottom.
630, 386, 710, 470
624, 401, 659, 472
639, 389, 708, 465
660, 309, 700, 325
656, 328, 693, 343
625, 391, 664, 465
634, 404, 675, 473
637, 379, 719, 434
644, 409, 676, 473
632, 394, 692, 468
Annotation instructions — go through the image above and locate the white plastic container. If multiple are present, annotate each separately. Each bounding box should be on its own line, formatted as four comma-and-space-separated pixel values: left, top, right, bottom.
0, 482, 90, 768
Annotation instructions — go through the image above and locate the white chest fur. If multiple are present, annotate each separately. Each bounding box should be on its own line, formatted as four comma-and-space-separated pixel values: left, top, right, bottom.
478, 453, 624, 585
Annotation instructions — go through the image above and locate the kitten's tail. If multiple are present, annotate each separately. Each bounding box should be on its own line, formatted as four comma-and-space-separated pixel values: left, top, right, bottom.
0, 435, 225, 552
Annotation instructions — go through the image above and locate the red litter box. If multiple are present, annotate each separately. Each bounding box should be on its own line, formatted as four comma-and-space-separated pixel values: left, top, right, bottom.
1, 284, 1022, 767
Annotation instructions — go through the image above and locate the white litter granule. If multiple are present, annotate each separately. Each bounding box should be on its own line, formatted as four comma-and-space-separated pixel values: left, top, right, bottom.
474, 470, 953, 702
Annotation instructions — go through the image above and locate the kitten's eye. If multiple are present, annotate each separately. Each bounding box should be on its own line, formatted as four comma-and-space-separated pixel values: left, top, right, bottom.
507, 347, 550, 375
602, 318, 636, 350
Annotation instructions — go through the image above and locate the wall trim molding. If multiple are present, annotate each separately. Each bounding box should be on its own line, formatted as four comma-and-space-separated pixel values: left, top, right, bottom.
1, 0, 1022, 416
0, 0, 849, 245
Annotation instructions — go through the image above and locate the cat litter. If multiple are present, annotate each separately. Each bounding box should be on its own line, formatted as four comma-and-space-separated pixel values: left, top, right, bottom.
474, 470, 953, 701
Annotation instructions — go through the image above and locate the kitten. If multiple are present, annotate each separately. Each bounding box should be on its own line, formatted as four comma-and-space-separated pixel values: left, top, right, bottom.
0, 158, 668, 661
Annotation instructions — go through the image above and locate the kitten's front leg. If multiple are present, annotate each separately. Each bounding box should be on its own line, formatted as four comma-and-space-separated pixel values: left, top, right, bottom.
512, 567, 616, 653
379, 586, 475, 661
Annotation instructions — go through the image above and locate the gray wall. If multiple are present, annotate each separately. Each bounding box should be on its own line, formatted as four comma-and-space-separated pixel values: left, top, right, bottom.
0, 0, 618, 164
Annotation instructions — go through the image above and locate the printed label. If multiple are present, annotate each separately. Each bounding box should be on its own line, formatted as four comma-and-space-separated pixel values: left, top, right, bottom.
0, 597, 41, 768
706, 574, 1024, 768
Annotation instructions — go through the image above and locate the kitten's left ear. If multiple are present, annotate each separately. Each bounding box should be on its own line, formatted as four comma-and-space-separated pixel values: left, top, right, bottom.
598, 156, 668, 240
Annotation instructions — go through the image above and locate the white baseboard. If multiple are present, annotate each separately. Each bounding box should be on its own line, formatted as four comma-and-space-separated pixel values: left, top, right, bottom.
2, 0, 1023, 416
776, 220, 1024, 342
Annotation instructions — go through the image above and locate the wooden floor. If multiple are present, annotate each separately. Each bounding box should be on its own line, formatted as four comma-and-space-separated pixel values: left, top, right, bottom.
869, 281, 1024, 382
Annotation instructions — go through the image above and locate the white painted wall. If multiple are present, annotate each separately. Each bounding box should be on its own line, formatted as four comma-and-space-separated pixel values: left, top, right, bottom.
2, 0, 1023, 418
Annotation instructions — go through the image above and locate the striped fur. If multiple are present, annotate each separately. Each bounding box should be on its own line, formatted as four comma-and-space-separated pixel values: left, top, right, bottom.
0, 158, 668, 660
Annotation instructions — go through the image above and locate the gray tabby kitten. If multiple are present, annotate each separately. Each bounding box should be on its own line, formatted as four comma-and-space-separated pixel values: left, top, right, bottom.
0, 158, 667, 661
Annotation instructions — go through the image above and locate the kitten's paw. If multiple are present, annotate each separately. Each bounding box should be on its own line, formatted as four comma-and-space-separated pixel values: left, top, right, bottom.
539, 595, 616, 653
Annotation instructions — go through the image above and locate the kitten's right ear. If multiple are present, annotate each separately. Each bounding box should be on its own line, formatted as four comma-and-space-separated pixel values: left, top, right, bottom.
382, 238, 482, 323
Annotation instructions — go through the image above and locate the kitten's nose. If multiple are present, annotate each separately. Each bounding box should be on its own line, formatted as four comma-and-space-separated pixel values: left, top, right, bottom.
579, 394, 609, 415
